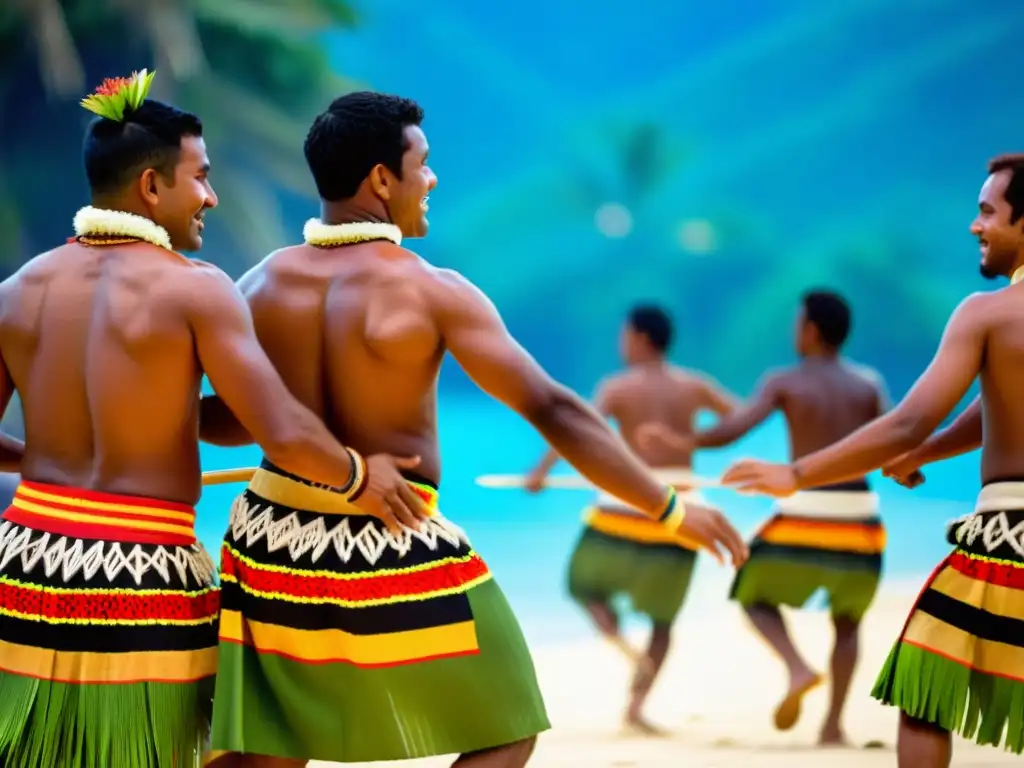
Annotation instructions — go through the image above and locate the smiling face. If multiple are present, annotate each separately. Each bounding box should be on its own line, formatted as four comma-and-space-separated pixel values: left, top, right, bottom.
375, 125, 437, 238
143, 135, 218, 251
970, 169, 1024, 280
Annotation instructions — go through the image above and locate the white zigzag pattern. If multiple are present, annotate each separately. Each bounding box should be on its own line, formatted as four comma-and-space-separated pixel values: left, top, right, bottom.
0, 520, 216, 587
229, 494, 470, 566
953, 511, 1024, 560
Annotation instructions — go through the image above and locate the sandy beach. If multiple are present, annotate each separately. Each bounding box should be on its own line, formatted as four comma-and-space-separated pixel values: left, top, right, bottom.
322, 570, 1018, 768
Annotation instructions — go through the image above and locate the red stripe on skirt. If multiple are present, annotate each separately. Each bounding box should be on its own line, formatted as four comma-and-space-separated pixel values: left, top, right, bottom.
948, 550, 1024, 589
220, 547, 490, 603
0, 579, 220, 623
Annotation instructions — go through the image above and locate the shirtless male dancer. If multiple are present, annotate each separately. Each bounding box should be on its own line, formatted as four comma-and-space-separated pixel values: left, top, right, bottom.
523, 303, 739, 734
197, 91, 748, 768
641, 290, 891, 744
722, 154, 1024, 766
0, 73, 425, 768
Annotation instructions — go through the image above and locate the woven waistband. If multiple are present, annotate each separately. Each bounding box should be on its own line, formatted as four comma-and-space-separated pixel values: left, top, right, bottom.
975, 482, 1024, 513
1, 481, 197, 546
248, 464, 439, 516
775, 490, 879, 519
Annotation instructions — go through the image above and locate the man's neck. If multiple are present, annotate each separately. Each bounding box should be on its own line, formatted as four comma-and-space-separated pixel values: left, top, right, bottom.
630, 357, 665, 370
802, 350, 838, 363
89, 196, 150, 220
319, 201, 389, 226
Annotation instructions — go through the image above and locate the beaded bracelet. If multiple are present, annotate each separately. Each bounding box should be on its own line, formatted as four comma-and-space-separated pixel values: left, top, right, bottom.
656, 487, 687, 531
345, 448, 370, 502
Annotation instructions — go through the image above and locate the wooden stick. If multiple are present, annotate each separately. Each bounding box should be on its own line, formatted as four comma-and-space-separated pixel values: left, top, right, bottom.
475, 471, 721, 489
202, 467, 257, 486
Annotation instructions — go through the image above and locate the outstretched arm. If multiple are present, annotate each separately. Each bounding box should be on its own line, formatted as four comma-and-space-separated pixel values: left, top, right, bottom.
735, 295, 986, 491
913, 396, 983, 463
436, 270, 748, 565
697, 375, 742, 418
525, 381, 615, 490
883, 396, 982, 485
438, 272, 672, 516
694, 374, 781, 448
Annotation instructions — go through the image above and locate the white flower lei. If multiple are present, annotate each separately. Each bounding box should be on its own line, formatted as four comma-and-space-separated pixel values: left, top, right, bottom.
73, 206, 172, 250
302, 219, 402, 247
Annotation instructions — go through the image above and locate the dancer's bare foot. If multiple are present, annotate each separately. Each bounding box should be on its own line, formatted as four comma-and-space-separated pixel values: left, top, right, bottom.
773, 669, 824, 731
818, 723, 850, 747
622, 712, 670, 738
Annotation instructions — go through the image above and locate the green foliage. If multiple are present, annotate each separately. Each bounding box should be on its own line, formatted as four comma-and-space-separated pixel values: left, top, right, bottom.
0, 0, 361, 273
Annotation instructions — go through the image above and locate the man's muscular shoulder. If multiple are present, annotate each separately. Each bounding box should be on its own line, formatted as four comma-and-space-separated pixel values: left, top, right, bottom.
422, 264, 490, 311
166, 260, 238, 315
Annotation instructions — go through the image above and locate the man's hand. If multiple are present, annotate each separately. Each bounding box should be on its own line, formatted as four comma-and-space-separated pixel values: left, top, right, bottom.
352, 455, 433, 534
882, 452, 927, 488
721, 460, 799, 498
635, 422, 693, 453
675, 503, 749, 567
524, 468, 547, 494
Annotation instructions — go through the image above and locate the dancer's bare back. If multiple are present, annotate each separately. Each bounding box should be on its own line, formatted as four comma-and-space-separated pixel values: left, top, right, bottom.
769, 361, 886, 463
599, 365, 735, 468
0, 242, 316, 504
239, 241, 449, 481
0, 243, 217, 501
687, 359, 886, 484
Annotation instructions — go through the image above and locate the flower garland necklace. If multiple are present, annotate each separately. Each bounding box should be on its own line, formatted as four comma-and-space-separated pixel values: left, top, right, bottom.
303, 219, 402, 248
72, 206, 173, 250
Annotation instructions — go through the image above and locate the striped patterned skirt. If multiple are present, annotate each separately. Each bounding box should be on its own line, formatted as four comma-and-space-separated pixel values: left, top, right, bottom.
0, 481, 219, 767
209, 461, 549, 763
730, 486, 884, 622
873, 481, 1024, 754
567, 484, 704, 625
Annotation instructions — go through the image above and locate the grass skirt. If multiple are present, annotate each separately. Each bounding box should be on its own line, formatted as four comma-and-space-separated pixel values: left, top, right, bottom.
0, 481, 219, 767
210, 463, 549, 762
872, 505, 1024, 753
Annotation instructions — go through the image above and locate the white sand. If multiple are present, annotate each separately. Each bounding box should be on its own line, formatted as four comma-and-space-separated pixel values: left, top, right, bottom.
312, 568, 1020, 767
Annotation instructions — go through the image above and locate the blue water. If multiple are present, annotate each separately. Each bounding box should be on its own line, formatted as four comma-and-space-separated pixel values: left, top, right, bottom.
195, 392, 978, 646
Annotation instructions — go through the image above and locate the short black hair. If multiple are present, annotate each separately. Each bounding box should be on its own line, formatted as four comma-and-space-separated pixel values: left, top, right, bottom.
627, 304, 673, 353
304, 91, 425, 202
83, 100, 203, 196
802, 289, 851, 348
988, 154, 1024, 224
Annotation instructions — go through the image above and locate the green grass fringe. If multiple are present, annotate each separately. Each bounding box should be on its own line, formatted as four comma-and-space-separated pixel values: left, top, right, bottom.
0, 672, 212, 767
873, 642, 1024, 754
